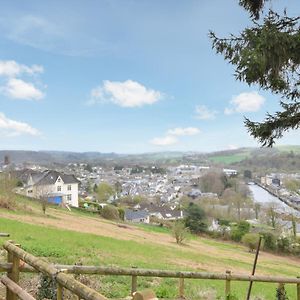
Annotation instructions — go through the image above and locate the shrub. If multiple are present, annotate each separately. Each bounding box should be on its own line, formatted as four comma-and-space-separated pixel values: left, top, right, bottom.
230, 221, 250, 242
171, 221, 190, 244
118, 207, 125, 221
37, 274, 57, 300
218, 219, 230, 226
0, 196, 15, 210
289, 242, 300, 255
242, 233, 261, 252
277, 237, 291, 253
101, 205, 120, 220
185, 203, 207, 233
276, 284, 289, 300
261, 232, 277, 251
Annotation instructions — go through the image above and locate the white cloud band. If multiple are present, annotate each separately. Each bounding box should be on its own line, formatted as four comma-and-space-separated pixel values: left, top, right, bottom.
225, 91, 265, 114
150, 127, 200, 146
0, 112, 41, 137
0, 60, 45, 101
89, 80, 163, 107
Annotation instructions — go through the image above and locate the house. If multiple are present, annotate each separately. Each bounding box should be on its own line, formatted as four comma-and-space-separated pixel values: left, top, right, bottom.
135, 203, 184, 221
124, 209, 150, 223
187, 188, 202, 199
223, 169, 238, 177
17, 169, 80, 207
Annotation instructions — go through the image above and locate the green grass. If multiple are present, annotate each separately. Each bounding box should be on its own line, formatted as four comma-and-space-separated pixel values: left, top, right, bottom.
276, 145, 300, 154
208, 152, 250, 164
0, 217, 299, 299
134, 223, 171, 234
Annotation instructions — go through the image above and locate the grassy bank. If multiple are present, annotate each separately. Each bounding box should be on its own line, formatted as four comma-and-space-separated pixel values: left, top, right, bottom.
0, 217, 298, 299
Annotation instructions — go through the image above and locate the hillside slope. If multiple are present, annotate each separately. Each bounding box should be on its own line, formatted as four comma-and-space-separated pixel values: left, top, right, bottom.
0, 202, 300, 299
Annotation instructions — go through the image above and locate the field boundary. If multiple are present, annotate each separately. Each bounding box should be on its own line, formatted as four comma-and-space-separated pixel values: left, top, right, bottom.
1, 241, 300, 299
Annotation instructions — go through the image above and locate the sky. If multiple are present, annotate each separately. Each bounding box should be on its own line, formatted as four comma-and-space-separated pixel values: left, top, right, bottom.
0, 0, 299, 153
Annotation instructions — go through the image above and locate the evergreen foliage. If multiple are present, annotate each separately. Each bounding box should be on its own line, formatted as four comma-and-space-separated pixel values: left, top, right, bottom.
184, 203, 207, 233
210, 1, 300, 147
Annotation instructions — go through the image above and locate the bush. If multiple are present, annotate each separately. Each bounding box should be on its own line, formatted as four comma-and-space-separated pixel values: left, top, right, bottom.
171, 221, 190, 244
218, 219, 230, 226
0, 195, 15, 210
261, 232, 277, 251
101, 205, 120, 221
277, 237, 291, 253
289, 242, 300, 255
230, 221, 250, 242
242, 233, 261, 252
37, 274, 57, 300
276, 284, 289, 300
185, 203, 207, 233
118, 207, 125, 221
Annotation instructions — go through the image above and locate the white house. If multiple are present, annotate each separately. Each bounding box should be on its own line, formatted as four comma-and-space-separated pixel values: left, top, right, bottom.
18, 170, 80, 207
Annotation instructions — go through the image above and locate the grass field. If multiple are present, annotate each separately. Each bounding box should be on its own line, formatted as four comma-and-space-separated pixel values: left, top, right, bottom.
276, 145, 300, 154
208, 151, 250, 165
0, 204, 300, 300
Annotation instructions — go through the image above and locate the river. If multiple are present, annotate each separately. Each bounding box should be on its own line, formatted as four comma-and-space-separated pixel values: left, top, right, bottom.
248, 183, 300, 216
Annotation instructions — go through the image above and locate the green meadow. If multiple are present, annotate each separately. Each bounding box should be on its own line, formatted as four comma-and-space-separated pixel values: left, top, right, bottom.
0, 217, 299, 299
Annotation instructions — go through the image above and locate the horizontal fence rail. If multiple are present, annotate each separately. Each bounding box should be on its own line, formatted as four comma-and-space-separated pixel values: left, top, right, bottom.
0, 233, 10, 237
3, 241, 107, 300
2, 240, 300, 299
1, 262, 300, 284
1, 276, 35, 300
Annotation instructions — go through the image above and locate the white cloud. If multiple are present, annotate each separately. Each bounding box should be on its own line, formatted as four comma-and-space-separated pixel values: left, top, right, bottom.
0, 112, 41, 137
167, 127, 200, 136
2, 78, 44, 100
89, 80, 163, 107
0, 60, 45, 100
225, 91, 265, 114
195, 105, 217, 120
227, 144, 239, 150
0, 60, 43, 77
150, 127, 200, 147
150, 135, 178, 146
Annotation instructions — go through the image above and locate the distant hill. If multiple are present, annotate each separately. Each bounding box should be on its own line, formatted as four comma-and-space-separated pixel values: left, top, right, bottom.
0, 150, 120, 165
205, 145, 300, 172
1, 146, 300, 170
0, 150, 189, 166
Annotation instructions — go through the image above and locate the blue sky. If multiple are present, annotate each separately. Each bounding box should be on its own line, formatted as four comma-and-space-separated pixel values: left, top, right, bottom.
0, 0, 299, 153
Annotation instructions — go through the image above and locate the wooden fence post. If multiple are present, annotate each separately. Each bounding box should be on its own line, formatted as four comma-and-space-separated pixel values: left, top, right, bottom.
178, 277, 184, 298
6, 242, 20, 300
131, 275, 137, 295
297, 276, 300, 300
57, 283, 63, 300
225, 270, 231, 300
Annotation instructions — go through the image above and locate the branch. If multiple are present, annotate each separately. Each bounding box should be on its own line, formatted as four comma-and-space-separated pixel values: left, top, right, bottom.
245, 102, 300, 147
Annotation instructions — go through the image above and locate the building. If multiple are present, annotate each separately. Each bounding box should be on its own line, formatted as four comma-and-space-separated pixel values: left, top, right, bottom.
4, 155, 10, 166
18, 169, 80, 207
124, 209, 150, 223
223, 169, 238, 177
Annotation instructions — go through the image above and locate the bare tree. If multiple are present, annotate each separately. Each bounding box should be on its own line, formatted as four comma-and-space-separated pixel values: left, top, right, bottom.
35, 185, 53, 215
265, 202, 278, 229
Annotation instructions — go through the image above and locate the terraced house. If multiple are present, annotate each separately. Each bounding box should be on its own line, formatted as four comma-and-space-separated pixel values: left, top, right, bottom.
17, 169, 80, 207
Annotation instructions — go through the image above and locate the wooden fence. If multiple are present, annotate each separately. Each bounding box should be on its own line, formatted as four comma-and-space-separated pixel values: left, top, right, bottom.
1, 240, 300, 299
2, 241, 107, 300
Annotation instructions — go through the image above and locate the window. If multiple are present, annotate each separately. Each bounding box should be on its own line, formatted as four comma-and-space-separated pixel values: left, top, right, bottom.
57, 177, 61, 182
67, 194, 72, 201
67, 185, 72, 191
28, 190, 33, 194
57, 186, 61, 192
